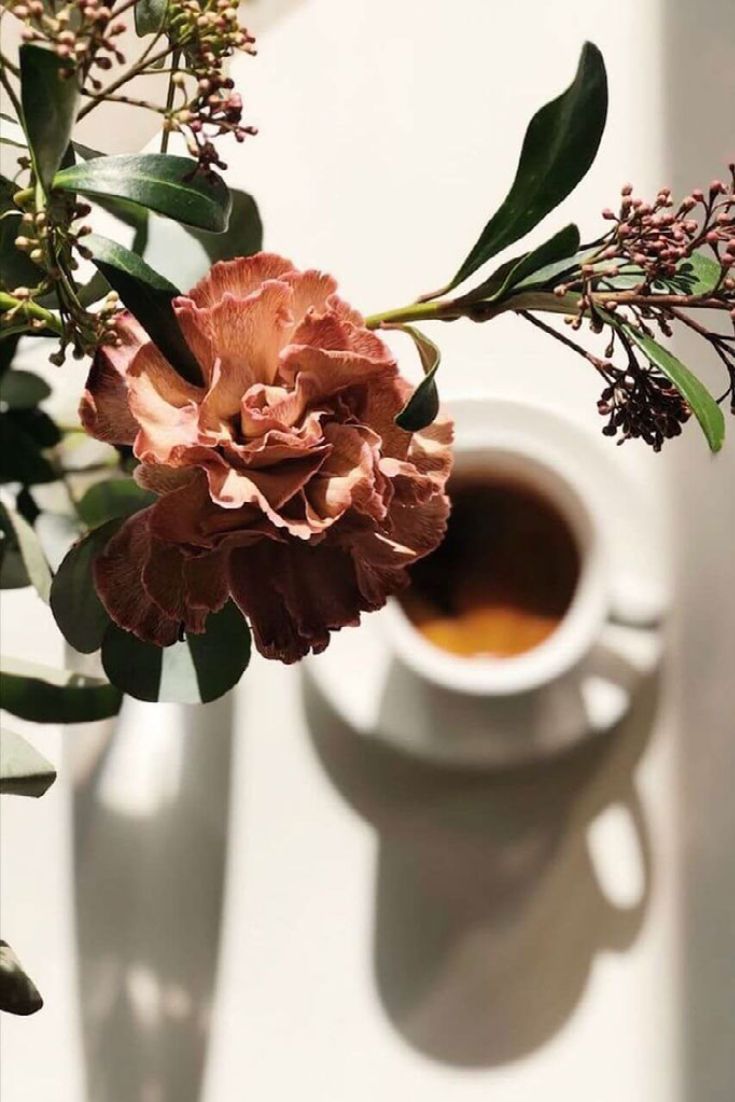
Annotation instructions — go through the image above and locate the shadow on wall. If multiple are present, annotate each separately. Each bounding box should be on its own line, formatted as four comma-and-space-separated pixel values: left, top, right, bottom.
69, 694, 234, 1102
303, 661, 659, 1067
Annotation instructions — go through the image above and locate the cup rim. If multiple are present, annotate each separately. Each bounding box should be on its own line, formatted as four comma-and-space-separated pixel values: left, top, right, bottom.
383, 442, 609, 697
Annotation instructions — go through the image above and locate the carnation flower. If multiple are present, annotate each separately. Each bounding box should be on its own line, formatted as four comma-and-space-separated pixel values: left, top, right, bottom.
80, 253, 453, 663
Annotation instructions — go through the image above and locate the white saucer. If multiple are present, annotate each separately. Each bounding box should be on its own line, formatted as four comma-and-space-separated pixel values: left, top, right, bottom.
304, 398, 667, 768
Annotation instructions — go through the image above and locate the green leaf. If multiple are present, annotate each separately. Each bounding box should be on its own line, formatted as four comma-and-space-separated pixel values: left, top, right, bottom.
0, 942, 44, 1016
0, 500, 51, 602
0, 369, 50, 409
0, 727, 56, 797
0, 412, 57, 485
459, 224, 581, 305
671, 252, 721, 296
102, 601, 252, 703
19, 44, 80, 192
0, 334, 20, 376
53, 154, 232, 232
394, 326, 442, 431
442, 42, 607, 294
50, 519, 121, 653
1, 178, 44, 291
0, 657, 122, 723
86, 234, 203, 386
77, 477, 155, 529
622, 323, 725, 453
135, 0, 169, 36
0, 502, 30, 588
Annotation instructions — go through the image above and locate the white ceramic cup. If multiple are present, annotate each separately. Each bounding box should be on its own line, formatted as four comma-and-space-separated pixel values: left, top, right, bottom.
384, 440, 610, 697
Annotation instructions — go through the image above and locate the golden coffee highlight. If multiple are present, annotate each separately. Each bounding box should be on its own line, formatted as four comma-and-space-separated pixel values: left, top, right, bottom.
399, 475, 580, 659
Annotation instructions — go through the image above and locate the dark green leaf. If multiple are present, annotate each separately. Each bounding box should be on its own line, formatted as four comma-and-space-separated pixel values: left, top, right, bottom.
622, 323, 725, 453
19, 44, 80, 191
77, 477, 155, 529
9, 406, 60, 447
394, 325, 441, 431
0, 942, 43, 1016
86, 234, 203, 386
0, 502, 30, 589
0, 369, 50, 409
0, 500, 51, 601
0, 413, 57, 485
442, 42, 607, 294
0, 659, 122, 723
1, 178, 44, 290
459, 224, 581, 305
135, 0, 169, 36
50, 519, 121, 653
0, 727, 56, 797
0, 334, 20, 376
54, 154, 231, 231
102, 601, 251, 703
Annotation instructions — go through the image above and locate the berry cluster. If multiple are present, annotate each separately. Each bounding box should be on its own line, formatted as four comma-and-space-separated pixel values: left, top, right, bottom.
10, 0, 128, 86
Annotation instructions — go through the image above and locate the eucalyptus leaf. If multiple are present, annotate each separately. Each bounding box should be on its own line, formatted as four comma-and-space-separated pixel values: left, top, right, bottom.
135, 0, 169, 36
102, 601, 251, 704
54, 154, 231, 232
440, 42, 607, 295
0, 369, 50, 409
622, 323, 725, 453
0, 657, 122, 723
0, 500, 51, 602
0, 727, 56, 797
77, 477, 155, 529
394, 326, 441, 431
0, 942, 43, 1016
50, 519, 121, 653
19, 44, 80, 192
86, 234, 203, 386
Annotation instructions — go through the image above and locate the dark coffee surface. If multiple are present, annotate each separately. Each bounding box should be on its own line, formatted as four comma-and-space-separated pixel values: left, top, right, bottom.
399, 475, 580, 658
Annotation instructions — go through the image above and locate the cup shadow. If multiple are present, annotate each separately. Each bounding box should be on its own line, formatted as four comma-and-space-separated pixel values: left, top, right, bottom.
302, 658, 660, 1068
69, 693, 234, 1102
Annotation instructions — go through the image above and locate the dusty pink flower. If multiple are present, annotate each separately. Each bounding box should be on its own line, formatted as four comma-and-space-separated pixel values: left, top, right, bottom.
81, 253, 453, 663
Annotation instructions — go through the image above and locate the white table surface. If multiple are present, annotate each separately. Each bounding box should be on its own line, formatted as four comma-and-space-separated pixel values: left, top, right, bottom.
2, 1, 734, 1099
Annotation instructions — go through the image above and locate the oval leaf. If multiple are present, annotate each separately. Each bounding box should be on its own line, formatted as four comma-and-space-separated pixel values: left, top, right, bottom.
622, 324, 725, 453
53, 154, 232, 232
442, 42, 607, 295
0, 659, 122, 723
102, 601, 251, 704
0, 727, 56, 797
50, 518, 122, 653
393, 325, 441, 431
78, 477, 156, 530
86, 234, 203, 386
20, 45, 80, 191
0, 369, 51, 409
0, 500, 51, 602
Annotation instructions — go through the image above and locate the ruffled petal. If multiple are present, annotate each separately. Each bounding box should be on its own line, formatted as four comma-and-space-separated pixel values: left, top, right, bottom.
94, 511, 180, 646
187, 253, 296, 308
